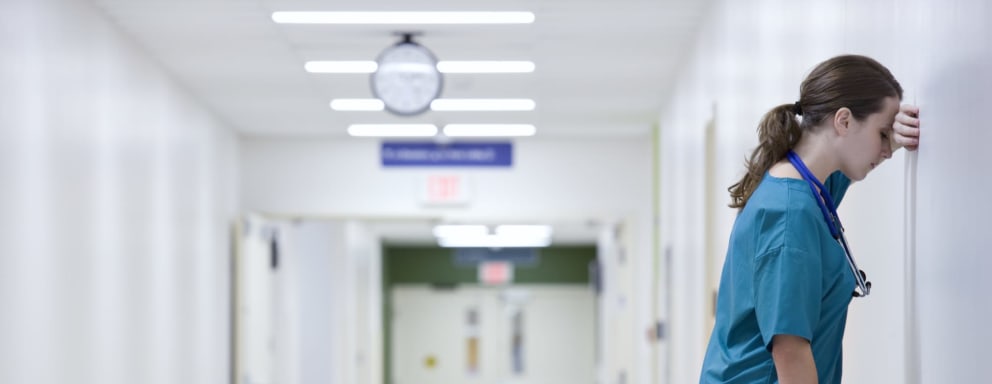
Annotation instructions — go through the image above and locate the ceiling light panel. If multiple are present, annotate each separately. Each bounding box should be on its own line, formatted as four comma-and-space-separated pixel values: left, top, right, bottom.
443, 124, 536, 137
495, 225, 553, 238
438, 235, 552, 248
430, 99, 535, 111
436, 61, 535, 73
272, 12, 535, 25
306, 61, 534, 74
347, 124, 438, 137
330, 99, 537, 112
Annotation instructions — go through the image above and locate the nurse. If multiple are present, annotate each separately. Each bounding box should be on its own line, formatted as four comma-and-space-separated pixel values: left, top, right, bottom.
699, 55, 922, 384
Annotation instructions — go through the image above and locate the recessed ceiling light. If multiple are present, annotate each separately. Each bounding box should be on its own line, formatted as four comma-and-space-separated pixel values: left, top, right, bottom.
495, 225, 553, 238
306, 61, 377, 73
430, 99, 535, 111
443, 124, 536, 137
331, 99, 384, 111
330, 98, 536, 112
438, 236, 552, 248
433, 224, 553, 248
436, 61, 535, 73
347, 124, 438, 137
305, 61, 534, 74
272, 12, 535, 25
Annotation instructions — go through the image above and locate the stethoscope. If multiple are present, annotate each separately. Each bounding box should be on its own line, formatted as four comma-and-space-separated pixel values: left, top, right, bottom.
786, 151, 872, 298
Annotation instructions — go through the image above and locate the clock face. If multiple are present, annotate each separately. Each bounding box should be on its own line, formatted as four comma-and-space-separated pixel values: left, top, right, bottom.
371, 42, 443, 116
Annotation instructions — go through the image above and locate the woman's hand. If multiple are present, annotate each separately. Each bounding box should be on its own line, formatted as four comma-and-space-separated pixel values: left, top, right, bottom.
892, 104, 921, 151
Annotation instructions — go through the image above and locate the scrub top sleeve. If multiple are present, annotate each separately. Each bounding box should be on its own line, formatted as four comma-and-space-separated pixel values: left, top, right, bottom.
825, 171, 851, 208
753, 246, 823, 351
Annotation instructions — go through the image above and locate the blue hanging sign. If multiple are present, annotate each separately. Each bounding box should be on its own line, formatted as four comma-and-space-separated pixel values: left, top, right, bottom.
382, 142, 513, 167
453, 248, 540, 267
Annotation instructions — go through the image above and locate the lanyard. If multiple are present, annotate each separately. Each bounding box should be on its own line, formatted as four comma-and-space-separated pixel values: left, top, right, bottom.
786, 150, 872, 297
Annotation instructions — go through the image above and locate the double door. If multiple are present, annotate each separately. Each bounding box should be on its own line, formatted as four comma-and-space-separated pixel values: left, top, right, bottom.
391, 284, 595, 384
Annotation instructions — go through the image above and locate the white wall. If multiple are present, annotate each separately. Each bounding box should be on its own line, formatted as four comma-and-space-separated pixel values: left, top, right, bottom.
911, 2, 992, 383
657, 0, 991, 383
0, 0, 240, 383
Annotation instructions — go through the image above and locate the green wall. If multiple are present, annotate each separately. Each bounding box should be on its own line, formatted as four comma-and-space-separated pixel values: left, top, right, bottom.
386, 245, 596, 284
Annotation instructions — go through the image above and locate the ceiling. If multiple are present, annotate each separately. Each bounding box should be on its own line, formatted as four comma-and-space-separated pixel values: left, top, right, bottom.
90, 0, 713, 139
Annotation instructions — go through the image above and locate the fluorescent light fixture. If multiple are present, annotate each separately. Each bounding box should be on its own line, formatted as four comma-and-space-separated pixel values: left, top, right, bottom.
443, 124, 536, 137
307, 60, 533, 74
438, 235, 552, 248
347, 124, 438, 137
433, 225, 489, 239
436, 61, 535, 73
434, 224, 553, 248
306, 61, 377, 73
331, 99, 384, 111
495, 225, 553, 238
272, 12, 535, 25
430, 99, 535, 111
330, 98, 536, 112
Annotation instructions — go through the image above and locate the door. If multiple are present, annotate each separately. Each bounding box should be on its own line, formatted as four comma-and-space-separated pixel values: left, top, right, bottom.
391, 284, 595, 384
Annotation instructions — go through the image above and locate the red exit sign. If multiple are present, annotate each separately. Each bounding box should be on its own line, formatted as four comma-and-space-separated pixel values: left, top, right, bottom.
478, 261, 514, 285
421, 175, 471, 205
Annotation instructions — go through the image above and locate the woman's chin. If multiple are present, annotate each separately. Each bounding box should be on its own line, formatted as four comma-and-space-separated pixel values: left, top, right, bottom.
843, 169, 868, 182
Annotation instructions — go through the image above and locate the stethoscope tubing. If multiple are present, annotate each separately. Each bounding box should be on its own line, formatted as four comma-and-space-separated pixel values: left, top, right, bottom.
786, 151, 871, 297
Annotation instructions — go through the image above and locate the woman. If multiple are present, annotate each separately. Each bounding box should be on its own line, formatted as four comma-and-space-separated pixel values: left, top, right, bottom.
699, 55, 922, 384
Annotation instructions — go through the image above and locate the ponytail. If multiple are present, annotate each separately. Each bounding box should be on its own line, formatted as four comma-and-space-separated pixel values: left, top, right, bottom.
727, 103, 803, 209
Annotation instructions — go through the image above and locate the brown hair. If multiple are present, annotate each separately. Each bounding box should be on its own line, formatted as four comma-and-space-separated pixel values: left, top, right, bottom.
727, 55, 904, 209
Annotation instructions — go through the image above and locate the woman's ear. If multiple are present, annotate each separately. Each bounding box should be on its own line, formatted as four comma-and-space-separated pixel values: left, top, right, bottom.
833, 107, 852, 136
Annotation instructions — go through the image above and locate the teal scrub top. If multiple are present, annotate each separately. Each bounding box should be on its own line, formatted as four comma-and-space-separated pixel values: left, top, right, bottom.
700, 171, 856, 384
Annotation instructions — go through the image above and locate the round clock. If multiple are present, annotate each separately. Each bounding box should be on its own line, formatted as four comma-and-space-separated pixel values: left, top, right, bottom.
371, 37, 443, 116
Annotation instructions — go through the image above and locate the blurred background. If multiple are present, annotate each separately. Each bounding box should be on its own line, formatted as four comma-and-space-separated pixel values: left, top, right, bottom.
1, 0, 989, 383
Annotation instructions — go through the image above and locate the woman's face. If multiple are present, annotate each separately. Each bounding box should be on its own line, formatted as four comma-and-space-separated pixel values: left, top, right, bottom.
839, 96, 900, 181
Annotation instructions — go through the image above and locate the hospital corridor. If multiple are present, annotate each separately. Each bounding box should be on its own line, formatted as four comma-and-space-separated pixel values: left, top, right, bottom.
2, 0, 991, 383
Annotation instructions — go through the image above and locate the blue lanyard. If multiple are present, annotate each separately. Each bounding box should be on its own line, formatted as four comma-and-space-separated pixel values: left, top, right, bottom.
785, 150, 871, 297
785, 151, 842, 238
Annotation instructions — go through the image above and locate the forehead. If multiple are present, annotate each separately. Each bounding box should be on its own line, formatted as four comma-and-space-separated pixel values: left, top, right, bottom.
868, 97, 900, 123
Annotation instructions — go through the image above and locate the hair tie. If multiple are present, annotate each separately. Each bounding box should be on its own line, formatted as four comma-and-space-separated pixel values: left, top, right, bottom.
793, 101, 803, 116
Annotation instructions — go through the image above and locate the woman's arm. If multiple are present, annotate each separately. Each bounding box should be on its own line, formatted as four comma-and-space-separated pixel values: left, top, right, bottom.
771, 335, 818, 384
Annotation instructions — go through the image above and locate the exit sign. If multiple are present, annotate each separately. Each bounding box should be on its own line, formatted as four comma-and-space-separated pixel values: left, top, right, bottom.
478, 261, 514, 285
421, 175, 471, 206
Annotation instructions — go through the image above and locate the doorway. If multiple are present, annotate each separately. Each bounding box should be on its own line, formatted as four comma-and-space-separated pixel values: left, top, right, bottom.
383, 246, 598, 384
